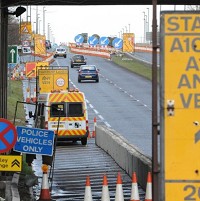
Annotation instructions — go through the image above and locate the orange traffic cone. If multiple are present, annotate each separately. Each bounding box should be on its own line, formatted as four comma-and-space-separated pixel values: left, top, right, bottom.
26, 87, 30, 103
130, 172, 140, 201
115, 172, 124, 201
101, 174, 110, 201
145, 172, 152, 201
32, 88, 37, 103
84, 176, 93, 201
38, 165, 52, 201
92, 117, 97, 138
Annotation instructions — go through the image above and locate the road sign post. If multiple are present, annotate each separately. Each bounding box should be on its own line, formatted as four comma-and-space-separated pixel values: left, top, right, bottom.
160, 11, 200, 200
8, 45, 18, 64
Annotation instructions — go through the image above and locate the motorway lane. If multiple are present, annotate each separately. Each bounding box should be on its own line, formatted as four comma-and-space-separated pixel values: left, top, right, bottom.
53, 53, 152, 158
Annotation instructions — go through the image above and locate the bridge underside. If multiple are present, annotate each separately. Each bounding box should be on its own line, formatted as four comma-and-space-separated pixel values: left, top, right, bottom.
2, 0, 200, 6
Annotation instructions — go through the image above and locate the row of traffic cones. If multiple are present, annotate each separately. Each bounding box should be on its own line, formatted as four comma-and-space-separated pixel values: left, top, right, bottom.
38, 165, 152, 201
26, 87, 37, 103
84, 172, 152, 201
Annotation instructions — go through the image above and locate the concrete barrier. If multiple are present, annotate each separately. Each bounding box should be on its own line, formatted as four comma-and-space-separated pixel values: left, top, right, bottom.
95, 125, 152, 190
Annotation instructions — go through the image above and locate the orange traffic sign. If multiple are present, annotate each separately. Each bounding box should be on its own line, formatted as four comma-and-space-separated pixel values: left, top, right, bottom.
26, 62, 36, 78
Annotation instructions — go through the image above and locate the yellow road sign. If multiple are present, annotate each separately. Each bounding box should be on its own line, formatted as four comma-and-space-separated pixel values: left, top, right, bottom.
38, 69, 69, 93
36, 61, 49, 74
20, 22, 32, 34
0, 155, 22, 171
122, 33, 134, 52
161, 11, 200, 200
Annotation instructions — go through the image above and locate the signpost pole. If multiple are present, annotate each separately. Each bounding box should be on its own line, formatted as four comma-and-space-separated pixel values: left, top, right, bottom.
152, 0, 159, 201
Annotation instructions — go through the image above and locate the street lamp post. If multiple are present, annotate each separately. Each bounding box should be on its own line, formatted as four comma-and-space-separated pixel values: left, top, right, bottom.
147, 8, 150, 33
125, 26, 128, 33
43, 7, 46, 36
48, 23, 50, 40
143, 11, 146, 43
36, 6, 38, 34
128, 24, 130, 33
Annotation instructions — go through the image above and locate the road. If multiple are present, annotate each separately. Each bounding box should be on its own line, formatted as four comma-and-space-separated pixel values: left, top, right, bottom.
21, 51, 151, 200
52, 53, 152, 157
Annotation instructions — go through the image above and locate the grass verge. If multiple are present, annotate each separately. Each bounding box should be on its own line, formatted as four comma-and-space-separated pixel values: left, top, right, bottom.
7, 80, 26, 126
7, 80, 33, 175
111, 54, 158, 81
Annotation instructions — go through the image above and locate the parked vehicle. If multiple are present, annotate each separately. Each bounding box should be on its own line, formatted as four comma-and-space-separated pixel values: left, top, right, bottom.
36, 89, 89, 145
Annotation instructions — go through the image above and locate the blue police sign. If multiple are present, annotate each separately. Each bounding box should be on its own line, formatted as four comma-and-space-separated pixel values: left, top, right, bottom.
74, 34, 84, 44
112, 38, 123, 49
88, 36, 99, 46
14, 127, 55, 156
99, 37, 109, 46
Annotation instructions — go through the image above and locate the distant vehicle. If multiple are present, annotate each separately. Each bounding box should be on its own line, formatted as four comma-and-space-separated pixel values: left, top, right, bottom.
70, 54, 86, 68
46, 40, 51, 49
78, 65, 99, 83
54, 47, 67, 58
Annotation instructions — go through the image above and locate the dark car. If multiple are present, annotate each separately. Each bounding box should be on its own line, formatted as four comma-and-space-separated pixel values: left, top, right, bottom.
70, 54, 86, 68
45, 40, 51, 49
78, 65, 99, 83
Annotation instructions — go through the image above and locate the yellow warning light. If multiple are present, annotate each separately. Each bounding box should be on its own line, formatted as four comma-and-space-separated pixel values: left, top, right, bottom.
41, 164, 48, 172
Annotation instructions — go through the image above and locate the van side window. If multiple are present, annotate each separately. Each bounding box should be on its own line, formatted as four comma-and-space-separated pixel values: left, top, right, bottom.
68, 103, 83, 117
50, 103, 66, 117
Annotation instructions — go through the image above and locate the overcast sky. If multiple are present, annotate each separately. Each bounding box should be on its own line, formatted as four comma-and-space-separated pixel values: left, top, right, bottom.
21, 5, 185, 44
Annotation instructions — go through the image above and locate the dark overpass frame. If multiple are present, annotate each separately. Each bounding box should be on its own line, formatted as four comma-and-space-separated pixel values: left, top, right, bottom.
0, 1, 199, 201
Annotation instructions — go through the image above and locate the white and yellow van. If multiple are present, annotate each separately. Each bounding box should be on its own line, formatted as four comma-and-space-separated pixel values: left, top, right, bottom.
37, 89, 89, 145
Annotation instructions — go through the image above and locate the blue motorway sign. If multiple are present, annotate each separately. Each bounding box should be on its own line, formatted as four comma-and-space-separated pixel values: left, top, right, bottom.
14, 126, 55, 156
74, 34, 84, 44
112, 38, 123, 49
99, 37, 109, 46
88, 36, 99, 46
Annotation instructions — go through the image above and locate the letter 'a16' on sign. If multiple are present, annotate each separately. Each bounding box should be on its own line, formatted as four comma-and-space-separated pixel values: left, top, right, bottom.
160, 11, 200, 200
0, 118, 17, 153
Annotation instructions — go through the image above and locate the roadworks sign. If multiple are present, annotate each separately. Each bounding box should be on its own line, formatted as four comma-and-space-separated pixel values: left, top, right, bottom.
0, 155, 22, 171
38, 68, 69, 93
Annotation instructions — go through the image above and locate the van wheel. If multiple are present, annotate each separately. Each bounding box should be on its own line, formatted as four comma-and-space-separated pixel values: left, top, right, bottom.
81, 138, 87, 145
